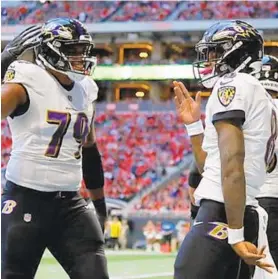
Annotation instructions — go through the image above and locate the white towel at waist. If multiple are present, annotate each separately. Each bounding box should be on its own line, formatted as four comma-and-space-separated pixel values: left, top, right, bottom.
253, 206, 278, 279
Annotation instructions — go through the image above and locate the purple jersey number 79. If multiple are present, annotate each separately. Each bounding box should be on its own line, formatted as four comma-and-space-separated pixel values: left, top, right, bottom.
45, 110, 89, 159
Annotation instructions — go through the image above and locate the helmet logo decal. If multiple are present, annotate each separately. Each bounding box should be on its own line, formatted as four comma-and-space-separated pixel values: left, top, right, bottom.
213, 31, 234, 41
43, 24, 73, 40
234, 28, 256, 40
213, 26, 257, 42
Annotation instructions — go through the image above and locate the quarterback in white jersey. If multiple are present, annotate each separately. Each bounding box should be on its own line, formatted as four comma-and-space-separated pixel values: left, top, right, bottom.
256, 55, 278, 268
1, 18, 109, 279
195, 72, 276, 206
173, 20, 276, 279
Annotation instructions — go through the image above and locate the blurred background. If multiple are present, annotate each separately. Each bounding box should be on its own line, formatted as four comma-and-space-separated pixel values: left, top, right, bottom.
1, 1, 278, 278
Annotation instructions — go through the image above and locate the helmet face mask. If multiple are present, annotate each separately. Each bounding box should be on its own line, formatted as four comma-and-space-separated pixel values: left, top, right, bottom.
55, 40, 96, 74
35, 18, 97, 81
193, 20, 264, 88
193, 41, 231, 88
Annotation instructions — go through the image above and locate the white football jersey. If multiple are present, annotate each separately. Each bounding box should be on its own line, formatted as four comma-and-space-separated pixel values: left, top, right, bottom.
194, 72, 277, 206
4, 60, 98, 192
257, 99, 278, 198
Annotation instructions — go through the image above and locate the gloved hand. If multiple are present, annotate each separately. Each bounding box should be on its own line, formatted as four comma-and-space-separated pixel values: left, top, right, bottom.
4, 25, 42, 57
2, 25, 42, 79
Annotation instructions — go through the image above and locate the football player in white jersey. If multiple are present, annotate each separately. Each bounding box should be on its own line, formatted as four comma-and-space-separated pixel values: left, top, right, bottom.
173, 20, 276, 279
1, 18, 109, 279
256, 55, 278, 268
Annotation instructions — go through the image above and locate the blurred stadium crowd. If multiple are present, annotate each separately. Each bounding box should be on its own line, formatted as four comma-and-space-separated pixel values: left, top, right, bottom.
96, 112, 191, 200
133, 170, 190, 213
2, 1, 278, 25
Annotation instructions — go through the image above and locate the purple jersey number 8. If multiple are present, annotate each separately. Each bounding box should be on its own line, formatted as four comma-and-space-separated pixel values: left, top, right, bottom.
45, 110, 89, 159
265, 109, 278, 173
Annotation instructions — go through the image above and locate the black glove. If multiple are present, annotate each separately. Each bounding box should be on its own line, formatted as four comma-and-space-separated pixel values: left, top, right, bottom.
2, 25, 42, 80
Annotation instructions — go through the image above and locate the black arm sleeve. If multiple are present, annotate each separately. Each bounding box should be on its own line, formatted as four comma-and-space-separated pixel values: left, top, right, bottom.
188, 160, 202, 189
82, 143, 104, 189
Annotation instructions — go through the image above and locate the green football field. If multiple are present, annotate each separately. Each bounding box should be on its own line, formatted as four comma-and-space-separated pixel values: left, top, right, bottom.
36, 250, 175, 279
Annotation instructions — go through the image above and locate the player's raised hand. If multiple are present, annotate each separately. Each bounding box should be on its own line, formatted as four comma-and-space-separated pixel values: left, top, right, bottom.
4, 25, 42, 58
173, 81, 202, 125
2, 25, 42, 80
232, 242, 274, 273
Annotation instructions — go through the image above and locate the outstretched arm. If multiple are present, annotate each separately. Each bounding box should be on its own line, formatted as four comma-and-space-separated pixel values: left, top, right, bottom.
214, 119, 274, 272
214, 119, 245, 229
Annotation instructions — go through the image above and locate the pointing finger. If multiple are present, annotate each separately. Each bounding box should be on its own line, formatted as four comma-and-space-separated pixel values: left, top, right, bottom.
256, 261, 274, 274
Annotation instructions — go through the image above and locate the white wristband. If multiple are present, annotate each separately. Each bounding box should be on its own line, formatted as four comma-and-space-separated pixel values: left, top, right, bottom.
185, 120, 204, 136
227, 227, 245, 245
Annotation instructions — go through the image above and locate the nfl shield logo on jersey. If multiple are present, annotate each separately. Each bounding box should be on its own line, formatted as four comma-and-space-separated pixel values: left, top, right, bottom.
217, 86, 236, 107
23, 213, 32, 223
4, 69, 15, 82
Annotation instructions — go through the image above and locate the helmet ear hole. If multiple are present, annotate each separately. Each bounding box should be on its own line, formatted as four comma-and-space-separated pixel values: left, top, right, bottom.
225, 48, 244, 70
224, 40, 262, 73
